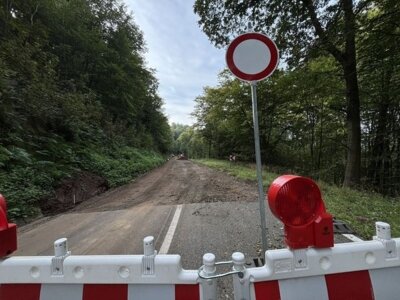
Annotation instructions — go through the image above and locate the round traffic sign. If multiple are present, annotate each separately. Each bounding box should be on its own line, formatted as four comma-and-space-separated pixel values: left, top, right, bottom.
226, 33, 279, 82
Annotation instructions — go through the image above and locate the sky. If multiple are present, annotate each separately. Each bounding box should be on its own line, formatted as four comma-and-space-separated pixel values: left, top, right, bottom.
126, 0, 226, 125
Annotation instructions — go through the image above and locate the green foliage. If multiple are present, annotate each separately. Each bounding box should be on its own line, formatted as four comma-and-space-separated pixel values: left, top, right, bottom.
195, 159, 278, 185
0, 0, 172, 220
81, 146, 164, 187
192, 0, 400, 194
193, 62, 348, 183
320, 183, 400, 240
0, 165, 62, 220
195, 159, 400, 239
170, 124, 209, 159
0, 143, 165, 221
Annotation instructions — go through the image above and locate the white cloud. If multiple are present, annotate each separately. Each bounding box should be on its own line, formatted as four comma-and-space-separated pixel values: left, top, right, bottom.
126, 0, 225, 125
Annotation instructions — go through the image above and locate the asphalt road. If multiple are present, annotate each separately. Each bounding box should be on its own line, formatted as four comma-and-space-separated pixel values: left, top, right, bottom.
15, 159, 350, 298
17, 159, 283, 258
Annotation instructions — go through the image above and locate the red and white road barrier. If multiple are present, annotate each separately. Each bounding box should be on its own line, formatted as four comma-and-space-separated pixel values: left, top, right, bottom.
0, 236, 215, 300
231, 230, 400, 300
2, 177, 400, 300
230, 175, 400, 300
197, 221, 400, 300
0, 283, 199, 300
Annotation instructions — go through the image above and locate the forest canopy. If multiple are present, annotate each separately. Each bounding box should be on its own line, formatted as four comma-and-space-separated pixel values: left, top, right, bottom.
187, 0, 400, 195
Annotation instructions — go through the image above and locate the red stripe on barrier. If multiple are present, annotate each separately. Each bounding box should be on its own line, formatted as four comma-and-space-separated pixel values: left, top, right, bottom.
0, 284, 41, 300
82, 284, 127, 300
254, 281, 281, 300
175, 284, 200, 300
325, 270, 374, 300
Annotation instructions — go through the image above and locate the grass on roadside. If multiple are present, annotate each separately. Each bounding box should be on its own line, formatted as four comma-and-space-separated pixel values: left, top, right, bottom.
194, 159, 400, 240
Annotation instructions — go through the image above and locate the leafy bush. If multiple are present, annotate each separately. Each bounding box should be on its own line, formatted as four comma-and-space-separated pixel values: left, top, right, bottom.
0, 167, 51, 220
81, 146, 164, 187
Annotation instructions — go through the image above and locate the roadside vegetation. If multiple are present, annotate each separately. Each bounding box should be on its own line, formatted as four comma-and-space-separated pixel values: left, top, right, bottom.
0, 1, 171, 221
195, 159, 400, 240
171, 1, 400, 197
0, 146, 164, 221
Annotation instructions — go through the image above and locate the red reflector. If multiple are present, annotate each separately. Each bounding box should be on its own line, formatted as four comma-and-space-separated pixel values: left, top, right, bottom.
268, 176, 323, 226
0, 195, 8, 230
267, 175, 333, 249
0, 194, 17, 257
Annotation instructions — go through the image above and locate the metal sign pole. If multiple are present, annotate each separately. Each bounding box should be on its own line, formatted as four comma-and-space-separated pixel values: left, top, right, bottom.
250, 82, 268, 258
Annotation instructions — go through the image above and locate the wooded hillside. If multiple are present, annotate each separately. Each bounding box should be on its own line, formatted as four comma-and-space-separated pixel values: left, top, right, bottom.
0, 0, 171, 220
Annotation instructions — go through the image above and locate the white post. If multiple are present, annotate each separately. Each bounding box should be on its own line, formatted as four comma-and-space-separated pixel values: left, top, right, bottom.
143, 236, 156, 275
251, 82, 268, 258
201, 253, 217, 300
232, 252, 250, 300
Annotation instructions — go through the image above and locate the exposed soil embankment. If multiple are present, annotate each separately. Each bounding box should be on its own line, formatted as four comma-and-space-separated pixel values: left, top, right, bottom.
40, 171, 108, 214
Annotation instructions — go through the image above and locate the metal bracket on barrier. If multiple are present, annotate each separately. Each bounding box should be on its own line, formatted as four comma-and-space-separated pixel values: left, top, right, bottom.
142, 236, 157, 275
373, 222, 398, 259
51, 238, 71, 276
197, 252, 253, 300
198, 260, 244, 279
198, 253, 246, 280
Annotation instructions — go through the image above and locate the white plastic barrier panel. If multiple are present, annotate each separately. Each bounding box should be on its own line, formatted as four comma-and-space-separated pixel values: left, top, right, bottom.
232, 222, 400, 300
0, 236, 217, 300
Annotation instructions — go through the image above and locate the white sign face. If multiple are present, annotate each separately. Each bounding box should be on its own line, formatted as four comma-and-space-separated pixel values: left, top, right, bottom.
226, 33, 279, 82
233, 39, 272, 75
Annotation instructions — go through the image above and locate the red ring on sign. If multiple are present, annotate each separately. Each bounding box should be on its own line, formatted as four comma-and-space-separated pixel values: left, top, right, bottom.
226, 33, 279, 82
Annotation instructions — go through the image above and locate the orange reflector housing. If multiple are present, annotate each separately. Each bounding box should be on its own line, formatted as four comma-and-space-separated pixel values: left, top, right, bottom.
268, 175, 334, 249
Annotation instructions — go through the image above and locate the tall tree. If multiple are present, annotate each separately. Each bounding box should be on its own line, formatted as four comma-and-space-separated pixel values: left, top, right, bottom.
194, 0, 365, 187
357, 0, 400, 194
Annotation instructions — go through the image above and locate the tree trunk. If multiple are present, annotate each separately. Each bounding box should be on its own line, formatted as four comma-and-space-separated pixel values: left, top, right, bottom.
342, 0, 361, 187
342, 64, 361, 187
317, 105, 324, 172
368, 66, 392, 191
304, 0, 362, 186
